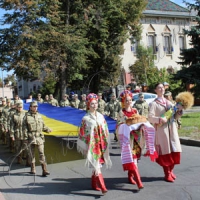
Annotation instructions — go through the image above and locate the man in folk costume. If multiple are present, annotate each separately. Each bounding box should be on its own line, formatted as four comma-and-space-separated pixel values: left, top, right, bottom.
116, 90, 157, 190
77, 93, 112, 195
148, 83, 194, 182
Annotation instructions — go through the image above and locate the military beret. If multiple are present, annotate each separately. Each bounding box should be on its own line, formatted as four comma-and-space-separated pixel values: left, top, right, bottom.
74, 94, 78, 97
49, 94, 53, 97
98, 93, 102, 96
81, 94, 86, 97
164, 91, 172, 96
17, 102, 23, 108
38, 93, 41, 96
30, 101, 38, 107
64, 94, 68, 97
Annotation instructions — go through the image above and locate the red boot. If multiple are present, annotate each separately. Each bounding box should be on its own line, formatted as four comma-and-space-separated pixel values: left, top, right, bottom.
128, 171, 136, 184
91, 172, 101, 191
95, 173, 108, 194
169, 164, 176, 180
131, 168, 144, 189
163, 166, 174, 182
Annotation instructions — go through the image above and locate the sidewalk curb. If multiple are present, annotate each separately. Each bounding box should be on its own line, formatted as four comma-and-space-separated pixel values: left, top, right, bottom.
180, 137, 200, 147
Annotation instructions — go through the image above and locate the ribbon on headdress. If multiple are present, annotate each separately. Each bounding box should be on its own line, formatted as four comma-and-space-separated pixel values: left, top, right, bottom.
86, 93, 98, 110
120, 90, 133, 108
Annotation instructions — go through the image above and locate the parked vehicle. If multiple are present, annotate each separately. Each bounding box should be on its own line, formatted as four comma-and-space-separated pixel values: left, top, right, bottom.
132, 92, 157, 106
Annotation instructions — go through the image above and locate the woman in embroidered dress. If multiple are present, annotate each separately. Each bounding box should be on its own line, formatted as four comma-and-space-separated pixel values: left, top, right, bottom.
116, 90, 144, 189
148, 83, 183, 182
77, 93, 112, 194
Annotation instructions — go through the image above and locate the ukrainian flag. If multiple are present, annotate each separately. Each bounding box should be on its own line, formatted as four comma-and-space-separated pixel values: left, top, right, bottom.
23, 103, 116, 137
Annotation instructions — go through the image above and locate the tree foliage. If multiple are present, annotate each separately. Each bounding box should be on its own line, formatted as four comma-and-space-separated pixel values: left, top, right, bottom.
0, 0, 146, 97
173, 0, 200, 97
129, 45, 182, 94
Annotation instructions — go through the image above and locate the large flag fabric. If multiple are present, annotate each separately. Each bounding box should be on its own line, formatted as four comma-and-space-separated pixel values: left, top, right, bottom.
23, 103, 116, 137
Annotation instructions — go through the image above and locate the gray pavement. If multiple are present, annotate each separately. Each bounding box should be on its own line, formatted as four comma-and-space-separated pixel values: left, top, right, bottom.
0, 137, 200, 200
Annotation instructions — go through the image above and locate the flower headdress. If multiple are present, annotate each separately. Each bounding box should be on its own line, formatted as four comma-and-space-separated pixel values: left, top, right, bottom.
120, 90, 133, 108
86, 93, 98, 110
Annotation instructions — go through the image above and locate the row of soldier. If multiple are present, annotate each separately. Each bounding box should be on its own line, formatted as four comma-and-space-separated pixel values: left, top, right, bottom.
0, 99, 51, 176
34, 92, 149, 119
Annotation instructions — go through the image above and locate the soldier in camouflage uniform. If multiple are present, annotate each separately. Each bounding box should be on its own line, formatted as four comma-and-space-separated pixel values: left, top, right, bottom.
49, 94, 59, 107
105, 93, 121, 142
70, 94, 80, 108
0, 98, 7, 108
22, 101, 52, 176
36, 93, 44, 103
43, 95, 49, 103
59, 94, 70, 107
0, 107, 6, 144
10, 103, 27, 164
78, 94, 87, 110
6, 101, 17, 152
133, 93, 149, 118
97, 93, 106, 115
105, 93, 121, 120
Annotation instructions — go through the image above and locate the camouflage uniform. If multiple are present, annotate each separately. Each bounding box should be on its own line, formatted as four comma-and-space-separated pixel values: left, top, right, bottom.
49, 98, 59, 107
105, 99, 121, 120
78, 100, 87, 110
6, 102, 17, 152
70, 94, 80, 108
97, 99, 106, 115
10, 103, 27, 164
22, 101, 51, 176
36, 98, 44, 103
133, 100, 149, 118
60, 99, 70, 107
0, 107, 7, 144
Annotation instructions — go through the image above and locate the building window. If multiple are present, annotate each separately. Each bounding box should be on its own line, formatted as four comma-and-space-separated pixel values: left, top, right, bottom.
163, 35, 172, 54
148, 34, 156, 54
33, 85, 36, 92
179, 36, 185, 52
130, 39, 138, 54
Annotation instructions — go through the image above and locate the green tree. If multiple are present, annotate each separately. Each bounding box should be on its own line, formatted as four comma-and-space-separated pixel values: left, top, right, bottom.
129, 45, 182, 94
173, 0, 200, 97
0, 0, 146, 96
79, 0, 146, 92
129, 45, 155, 86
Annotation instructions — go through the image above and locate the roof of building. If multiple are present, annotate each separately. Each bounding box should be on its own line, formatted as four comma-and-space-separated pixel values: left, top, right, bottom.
146, 0, 189, 12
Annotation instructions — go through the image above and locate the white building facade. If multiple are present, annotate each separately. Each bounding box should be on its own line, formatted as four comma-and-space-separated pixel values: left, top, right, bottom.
121, 0, 195, 84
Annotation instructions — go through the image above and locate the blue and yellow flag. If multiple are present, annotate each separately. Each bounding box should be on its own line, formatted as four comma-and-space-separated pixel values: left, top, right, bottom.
23, 103, 116, 137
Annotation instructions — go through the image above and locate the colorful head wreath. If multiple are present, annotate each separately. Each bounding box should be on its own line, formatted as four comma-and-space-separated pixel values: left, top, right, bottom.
120, 90, 133, 108
86, 93, 98, 110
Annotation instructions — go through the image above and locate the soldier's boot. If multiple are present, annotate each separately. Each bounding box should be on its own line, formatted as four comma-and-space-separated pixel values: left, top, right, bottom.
30, 163, 36, 174
41, 163, 50, 176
